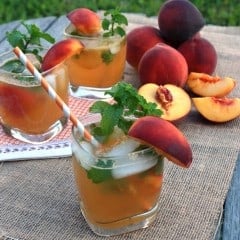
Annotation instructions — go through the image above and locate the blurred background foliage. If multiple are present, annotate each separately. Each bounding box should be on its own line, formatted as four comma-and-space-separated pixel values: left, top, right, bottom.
0, 0, 239, 26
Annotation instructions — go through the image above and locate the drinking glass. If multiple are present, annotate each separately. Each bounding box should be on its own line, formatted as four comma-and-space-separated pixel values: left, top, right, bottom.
0, 50, 69, 144
71, 114, 164, 236
64, 24, 127, 99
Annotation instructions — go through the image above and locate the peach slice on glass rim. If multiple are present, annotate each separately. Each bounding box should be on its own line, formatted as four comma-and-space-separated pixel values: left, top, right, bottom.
138, 83, 191, 122
187, 72, 236, 97
67, 8, 101, 36
128, 116, 193, 168
192, 97, 240, 122
41, 39, 84, 71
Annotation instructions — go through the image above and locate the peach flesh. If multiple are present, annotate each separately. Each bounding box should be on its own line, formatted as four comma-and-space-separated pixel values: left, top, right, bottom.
138, 83, 191, 121
41, 39, 84, 71
138, 43, 188, 87
187, 72, 236, 97
126, 26, 165, 69
128, 116, 192, 168
192, 97, 240, 122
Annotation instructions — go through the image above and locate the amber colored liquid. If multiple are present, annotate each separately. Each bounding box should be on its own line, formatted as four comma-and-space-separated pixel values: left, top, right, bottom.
0, 65, 69, 134
72, 154, 163, 229
66, 37, 126, 88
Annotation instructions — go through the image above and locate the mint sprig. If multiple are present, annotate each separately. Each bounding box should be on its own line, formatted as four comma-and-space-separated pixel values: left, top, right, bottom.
2, 21, 55, 74
102, 8, 128, 37
90, 82, 163, 141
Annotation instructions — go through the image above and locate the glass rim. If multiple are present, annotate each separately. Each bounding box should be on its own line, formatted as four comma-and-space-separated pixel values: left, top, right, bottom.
0, 49, 66, 85
71, 116, 162, 170
63, 23, 126, 41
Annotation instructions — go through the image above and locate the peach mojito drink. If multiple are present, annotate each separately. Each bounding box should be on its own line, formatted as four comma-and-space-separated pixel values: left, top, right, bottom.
71, 118, 164, 236
64, 8, 128, 98
0, 61, 69, 143
65, 26, 126, 88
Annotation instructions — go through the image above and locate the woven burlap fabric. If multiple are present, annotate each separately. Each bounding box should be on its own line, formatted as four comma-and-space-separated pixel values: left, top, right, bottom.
1, 14, 240, 240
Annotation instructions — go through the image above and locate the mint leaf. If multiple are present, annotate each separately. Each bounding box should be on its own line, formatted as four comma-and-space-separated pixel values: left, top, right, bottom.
6, 30, 26, 50
102, 8, 128, 37
87, 159, 113, 183
5, 21, 55, 74
0, 59, 24, 73
90, 101, 123, 140
89, 82, 163, 139
101, 50, 114, 64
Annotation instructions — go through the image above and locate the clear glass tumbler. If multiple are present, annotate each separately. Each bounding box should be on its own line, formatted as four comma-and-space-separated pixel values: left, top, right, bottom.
0, 50, 69, 144
71, 114, 164, 236
64, 24, 127, 99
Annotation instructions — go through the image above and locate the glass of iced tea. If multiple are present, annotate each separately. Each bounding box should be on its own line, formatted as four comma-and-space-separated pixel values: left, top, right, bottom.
0, 50, 69, 144
64, 24, 127, 99
71, 114, 164, 236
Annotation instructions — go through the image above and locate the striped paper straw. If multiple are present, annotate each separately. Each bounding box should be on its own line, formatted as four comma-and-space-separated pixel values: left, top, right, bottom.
13, 46, 99, 147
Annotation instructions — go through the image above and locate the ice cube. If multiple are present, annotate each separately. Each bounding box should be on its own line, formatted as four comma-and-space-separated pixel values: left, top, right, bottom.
45, 74, 56, 89
109, 41, 121, 54
101, 138, 141, 157
112, 154, 158, 179
72, 138, 95, 170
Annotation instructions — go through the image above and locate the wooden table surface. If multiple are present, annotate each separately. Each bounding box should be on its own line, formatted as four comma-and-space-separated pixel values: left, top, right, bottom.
0, 13, 240, 240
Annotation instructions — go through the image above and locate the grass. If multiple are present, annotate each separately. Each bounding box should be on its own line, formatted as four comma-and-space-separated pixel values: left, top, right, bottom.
0, 0, 240, 26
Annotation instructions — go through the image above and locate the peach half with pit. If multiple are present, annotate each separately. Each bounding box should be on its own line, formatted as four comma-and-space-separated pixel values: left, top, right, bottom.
192, 97, 240, 123
67, 8, 101, 36
138, 43, 188, 87
128, 116, 192, 168
138, 83, 191, 121
187, 72, 236, 97
178, 36, 217, 75
126, 26, 165, 69
41, 39, 84, 71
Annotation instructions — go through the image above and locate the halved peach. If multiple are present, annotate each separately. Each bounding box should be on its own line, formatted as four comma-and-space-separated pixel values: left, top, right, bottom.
41, 39, 84, 71
128, 116, 192, 168
138, 83, 191, 121
67, 8, 101, 36
192, 97, 240, 122
187, 72, 236, 97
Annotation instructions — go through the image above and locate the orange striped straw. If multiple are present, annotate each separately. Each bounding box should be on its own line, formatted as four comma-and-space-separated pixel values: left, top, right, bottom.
13, 46, 99, 147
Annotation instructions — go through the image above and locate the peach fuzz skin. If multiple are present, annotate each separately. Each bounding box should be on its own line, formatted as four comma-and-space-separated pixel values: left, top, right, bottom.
138, 43, 188, 87
158, 0, 205, 47
67, 8, 101, 36
128, 116, 192, 168
178, 37, 217, 75
126, 26, 165, 69
41, 39, 84, 71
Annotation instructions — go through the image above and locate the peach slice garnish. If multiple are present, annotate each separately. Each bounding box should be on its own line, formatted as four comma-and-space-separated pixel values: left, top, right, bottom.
67, 8, 101, 36
128, 116, 193, 168
138, 83, 191, 121
187, 72, 236, 97
41, 39, 84, 71
192, 97, 240, 122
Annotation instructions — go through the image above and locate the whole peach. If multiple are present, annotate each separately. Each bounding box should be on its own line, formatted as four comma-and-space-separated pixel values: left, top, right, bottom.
178, 36, 217, 75
126, 26, 165, 69
138, 43, 188, 87
158, 0, 205, 47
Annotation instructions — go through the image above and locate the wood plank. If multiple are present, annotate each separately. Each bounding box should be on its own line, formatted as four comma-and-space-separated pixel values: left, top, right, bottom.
221, 152, 240, 239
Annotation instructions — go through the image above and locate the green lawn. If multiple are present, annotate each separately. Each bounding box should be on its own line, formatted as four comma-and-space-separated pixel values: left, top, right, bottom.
1, 0, 240, 26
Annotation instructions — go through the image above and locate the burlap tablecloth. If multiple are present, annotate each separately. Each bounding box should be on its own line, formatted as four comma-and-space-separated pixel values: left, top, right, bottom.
0, 13, 240, 240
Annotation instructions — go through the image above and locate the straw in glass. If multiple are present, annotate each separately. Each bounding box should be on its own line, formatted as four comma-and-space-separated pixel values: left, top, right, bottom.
13, 46, 99, 147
